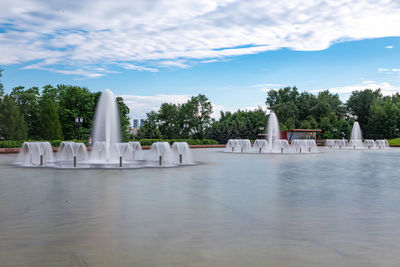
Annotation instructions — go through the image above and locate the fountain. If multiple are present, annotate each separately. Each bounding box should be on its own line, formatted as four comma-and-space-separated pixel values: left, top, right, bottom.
325, 122, 389, 150
56, 141, 88, 167
290, 139, 317, 153
225, 139, 252, 153
348, 122, 364, 149
149, 142, 174, 166
128, 141, 143, 160
110, 143, 133, 167
16, 89, 194, 168
225, 112, 317, 154
375, 139, 389, 149
253, 139, 268, 153
18, 142, 54, 166
91, 89, 121, 161
363, 139, 376, 149
172, 142, 192, 164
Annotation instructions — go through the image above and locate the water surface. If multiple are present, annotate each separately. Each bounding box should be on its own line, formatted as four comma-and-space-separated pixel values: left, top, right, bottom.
1, 148, 400, 266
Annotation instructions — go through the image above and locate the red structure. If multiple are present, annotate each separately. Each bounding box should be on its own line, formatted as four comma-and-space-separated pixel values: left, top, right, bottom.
281, 129, 321, 143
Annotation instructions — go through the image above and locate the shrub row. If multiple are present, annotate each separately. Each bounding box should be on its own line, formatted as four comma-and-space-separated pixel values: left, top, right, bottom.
130, 139, 219, 146
0, 139, 217, 148
0, 140, 88, 148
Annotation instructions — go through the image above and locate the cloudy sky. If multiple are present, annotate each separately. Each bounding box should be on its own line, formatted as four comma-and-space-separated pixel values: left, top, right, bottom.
1, 0, 400, 119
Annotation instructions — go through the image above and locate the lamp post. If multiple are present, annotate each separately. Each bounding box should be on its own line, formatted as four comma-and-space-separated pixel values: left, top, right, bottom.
75, 117, 83, 140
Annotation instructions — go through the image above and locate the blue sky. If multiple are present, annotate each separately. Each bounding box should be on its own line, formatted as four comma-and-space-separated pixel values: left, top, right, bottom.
1, 1, 400, 119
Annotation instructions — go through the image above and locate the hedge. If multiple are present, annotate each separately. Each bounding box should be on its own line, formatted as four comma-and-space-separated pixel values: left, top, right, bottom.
0, 139, 217, 148
0, 139, 88, 148
130, 139, 219, 146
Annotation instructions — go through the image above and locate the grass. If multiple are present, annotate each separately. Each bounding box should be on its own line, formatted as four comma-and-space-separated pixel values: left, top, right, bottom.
388, 138, 400, 146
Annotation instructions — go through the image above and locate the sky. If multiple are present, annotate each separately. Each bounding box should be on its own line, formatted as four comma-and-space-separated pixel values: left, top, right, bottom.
1, 0, 400, 120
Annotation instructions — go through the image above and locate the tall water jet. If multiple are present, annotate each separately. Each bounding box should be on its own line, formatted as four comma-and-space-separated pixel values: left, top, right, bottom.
91, 89, 121, 161
267, 112, 281, 151
349, 121, 364, 149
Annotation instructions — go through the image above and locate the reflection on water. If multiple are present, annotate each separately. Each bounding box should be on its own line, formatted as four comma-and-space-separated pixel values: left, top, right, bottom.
1, 149, 400, 266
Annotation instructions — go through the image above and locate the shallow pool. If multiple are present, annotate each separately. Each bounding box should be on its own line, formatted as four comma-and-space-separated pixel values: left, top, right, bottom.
0, 148, 400, 266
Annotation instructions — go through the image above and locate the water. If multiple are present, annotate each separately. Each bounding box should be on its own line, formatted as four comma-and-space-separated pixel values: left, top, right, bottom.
91, 89, 121, 158
325, 121, 389, 150
267, 112, 281, 151
351, 121, 362, 141
1, 148, 400, 266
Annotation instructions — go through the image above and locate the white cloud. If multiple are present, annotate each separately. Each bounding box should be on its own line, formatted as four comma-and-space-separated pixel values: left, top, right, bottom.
385, 45, 394, 49
310, 81, 400, 100
117, 63, 158, 72
1, 0, 400, 77
378, 67, 400, 74
119, 94, 191, 119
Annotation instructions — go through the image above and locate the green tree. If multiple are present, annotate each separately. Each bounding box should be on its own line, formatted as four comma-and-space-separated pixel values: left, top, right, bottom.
58, 85, 95, 140
0, 68, 4, 97
136, 111, 162, 139
347, 89, 382, 130
38, 97, 63, 140
0, 95, 28, 140
116, 96, 130, 141
366, 100, 386, 139
158, 102, 180, 139
10, 86, 40, 138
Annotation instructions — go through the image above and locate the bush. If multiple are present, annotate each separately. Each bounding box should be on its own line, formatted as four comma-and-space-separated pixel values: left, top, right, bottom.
0, 139, 89, 148
0, 140, 25, 148
130, 139, 218, 146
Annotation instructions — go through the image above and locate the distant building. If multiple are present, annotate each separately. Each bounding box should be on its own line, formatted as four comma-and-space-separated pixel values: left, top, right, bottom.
133, 119, 140, 129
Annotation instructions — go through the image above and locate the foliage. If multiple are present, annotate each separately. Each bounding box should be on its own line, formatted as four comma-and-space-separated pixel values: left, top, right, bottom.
116, 96, 131, 141
131, 139, 218, 146
0, 95, 28, 140
38, 97, 63, 140
137, 94, 213, 140
206, 108, 267, 143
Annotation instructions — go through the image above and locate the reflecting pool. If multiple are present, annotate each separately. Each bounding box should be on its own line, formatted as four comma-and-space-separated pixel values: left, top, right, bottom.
1, 148, 400, 266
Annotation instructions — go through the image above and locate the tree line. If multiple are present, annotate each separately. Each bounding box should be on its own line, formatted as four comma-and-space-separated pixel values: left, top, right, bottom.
0, 69, 130, 141
138, 86, 400, 143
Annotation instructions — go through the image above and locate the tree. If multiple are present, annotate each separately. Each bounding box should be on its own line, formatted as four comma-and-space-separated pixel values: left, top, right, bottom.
157, 103, 180, 139
58, 85, 95, 140
366, 100, 386, 139
10, 86, 40, 138
38, 97, 63, 140
0, 95, 28, 140
347, 89, 382, 130
136, 111, 162, 139
0, 68, 4, 97
181, 94, 213, 139
116, 96, 130, 141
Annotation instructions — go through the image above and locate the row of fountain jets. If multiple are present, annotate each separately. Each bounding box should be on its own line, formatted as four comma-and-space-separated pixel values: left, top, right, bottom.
17, 90, 192, 168
225, 115, 389, 154
17, 90, 389, 167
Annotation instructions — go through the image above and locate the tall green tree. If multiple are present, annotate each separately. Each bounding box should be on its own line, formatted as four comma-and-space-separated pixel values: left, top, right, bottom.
10, 86, 40, 138
347, 89, 382, 131
0, 95, 28, 140
0, 68, 4, 97
58, 85, 95, 140
38, 97, 63, 140
116, 96, 130, 141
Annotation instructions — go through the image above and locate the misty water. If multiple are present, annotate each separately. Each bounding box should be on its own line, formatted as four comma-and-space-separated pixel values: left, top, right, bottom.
1, 148, 400, 266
